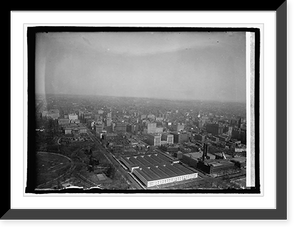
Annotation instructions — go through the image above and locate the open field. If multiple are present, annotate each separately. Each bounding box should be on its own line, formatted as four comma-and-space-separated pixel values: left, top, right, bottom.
36, 152, 72, 186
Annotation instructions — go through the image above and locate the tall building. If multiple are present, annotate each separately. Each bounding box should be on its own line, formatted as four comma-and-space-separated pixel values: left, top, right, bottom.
95, 123, 104, 135
232, 128, 246, 144
194, 134, 206, 142
147, 122, 157, 134
206, 123, 219, 136
161, 134, 174, 144
146, 134, 161, 146
106, 112, 112, 127
115, 122, 127, 133
171, 132, 188, 144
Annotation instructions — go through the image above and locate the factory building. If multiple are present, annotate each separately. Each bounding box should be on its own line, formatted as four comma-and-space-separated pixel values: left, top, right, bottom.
197, 159, 237, 175
194, 143, 238, 175
181, 152, 216, 168
120, 154, 198, 188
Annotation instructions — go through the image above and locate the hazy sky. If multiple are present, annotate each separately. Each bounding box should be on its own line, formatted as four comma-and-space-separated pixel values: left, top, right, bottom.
35, 30, 246, 102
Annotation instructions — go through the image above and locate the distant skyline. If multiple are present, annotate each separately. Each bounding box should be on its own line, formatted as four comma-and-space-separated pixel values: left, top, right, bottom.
35, 30, 246, 103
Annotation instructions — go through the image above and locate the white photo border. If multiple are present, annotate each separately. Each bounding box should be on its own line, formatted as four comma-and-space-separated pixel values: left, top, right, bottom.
7, 5, 287, 219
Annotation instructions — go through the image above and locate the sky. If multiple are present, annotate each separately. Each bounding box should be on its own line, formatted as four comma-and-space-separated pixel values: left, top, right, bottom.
35, 30, 246, 102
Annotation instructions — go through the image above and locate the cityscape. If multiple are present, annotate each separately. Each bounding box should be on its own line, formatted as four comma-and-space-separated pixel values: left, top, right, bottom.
34, 94, 247, 191
30, 30, 250, 192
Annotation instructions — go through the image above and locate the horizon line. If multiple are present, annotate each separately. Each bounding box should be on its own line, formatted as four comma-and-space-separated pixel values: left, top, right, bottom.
36, 93, 246, 104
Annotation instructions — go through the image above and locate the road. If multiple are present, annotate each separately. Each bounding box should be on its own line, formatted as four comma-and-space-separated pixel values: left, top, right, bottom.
86, 129, 143, 190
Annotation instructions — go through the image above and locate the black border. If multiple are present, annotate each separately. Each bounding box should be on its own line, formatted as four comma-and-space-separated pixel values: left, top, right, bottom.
4, 1, 287, 219
25, 26, 260, 195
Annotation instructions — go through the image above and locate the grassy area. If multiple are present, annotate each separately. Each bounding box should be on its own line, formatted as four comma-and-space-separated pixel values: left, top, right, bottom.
36, 152, 72, 186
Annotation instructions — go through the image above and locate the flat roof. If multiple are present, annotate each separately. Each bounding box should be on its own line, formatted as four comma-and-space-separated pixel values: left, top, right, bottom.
127, 154, 197, 182
205, 159, 235, 167
230, 157, 246, 162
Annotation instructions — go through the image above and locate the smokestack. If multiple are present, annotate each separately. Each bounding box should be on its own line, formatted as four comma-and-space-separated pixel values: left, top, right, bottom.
203, 143, 208, 161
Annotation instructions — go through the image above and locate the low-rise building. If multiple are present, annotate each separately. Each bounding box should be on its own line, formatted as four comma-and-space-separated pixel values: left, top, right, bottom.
65, 128, 72, 135
78, 126, 87, 134
58, 118, 70, 125
120, 153, 198, 188
68, 113, 78, 121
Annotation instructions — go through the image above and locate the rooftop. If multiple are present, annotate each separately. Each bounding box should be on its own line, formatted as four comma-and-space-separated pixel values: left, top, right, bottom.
122, 154, 197, 182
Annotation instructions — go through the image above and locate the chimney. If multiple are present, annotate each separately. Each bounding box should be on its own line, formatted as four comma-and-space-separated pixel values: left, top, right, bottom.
203, 143, 208, 161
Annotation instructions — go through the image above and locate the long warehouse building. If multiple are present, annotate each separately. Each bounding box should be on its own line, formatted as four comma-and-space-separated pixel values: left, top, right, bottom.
120, 153, 198, 188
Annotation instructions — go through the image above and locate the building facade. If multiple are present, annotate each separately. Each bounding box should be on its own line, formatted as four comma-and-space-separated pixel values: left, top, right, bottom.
58, 118, 70, 125
146, 134, 161, 146
147, 122, 157, 134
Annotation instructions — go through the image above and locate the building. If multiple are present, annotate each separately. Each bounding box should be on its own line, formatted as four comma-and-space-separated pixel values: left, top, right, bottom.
177, 123, 185, 132
146, 134, 161, 146
126, 124, 137, 133
119, 153, 198, 188
156, 116, 164, 122
103, 133, 118, 141
147, 122, 157, 134
208, 136, 219, 143
171, 132, 189, 144
230, 157, 246, 168
182, 152, 202, 168
197, 159, 237, 175
95, 123, 104, 135
206, 123, 220, 136
73, 119, 80, 124
115, 122, 127, 133
155, 127, 164, 134
161, 145, 180, 155
181, 152, 202, 168
232, 127, 246, 144
106, 118, 112, 127
58, 118, 70, 125
64, 128, 72, 135
78, 126, 87, 134
83, 112, 92, 119
194, 134, 206, 142
147, 114, 156, 120
43, 109, 60, 120
161, 134, 174, 144
68, 113, 78, 121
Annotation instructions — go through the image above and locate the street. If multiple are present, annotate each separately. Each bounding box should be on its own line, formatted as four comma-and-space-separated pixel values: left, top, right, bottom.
86, 129, 143, 190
